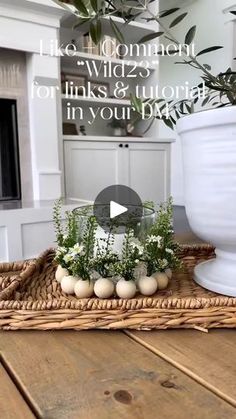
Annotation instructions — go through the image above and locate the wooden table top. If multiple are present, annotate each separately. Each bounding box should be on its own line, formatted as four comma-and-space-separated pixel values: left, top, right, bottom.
1, 329, 236, 418
0, 214, 235, 418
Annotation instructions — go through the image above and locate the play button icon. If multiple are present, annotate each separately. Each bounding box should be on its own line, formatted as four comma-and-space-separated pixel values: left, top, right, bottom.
94, 184, 143, 233
110, 201, 128, 219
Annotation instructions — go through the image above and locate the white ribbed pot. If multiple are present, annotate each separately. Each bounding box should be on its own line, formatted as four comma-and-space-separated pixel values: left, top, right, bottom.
177, 107, 236, 296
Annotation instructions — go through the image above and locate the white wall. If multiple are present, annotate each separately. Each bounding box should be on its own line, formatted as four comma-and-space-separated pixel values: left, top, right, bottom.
26, 0, 61, 7
159, 0, 236, 205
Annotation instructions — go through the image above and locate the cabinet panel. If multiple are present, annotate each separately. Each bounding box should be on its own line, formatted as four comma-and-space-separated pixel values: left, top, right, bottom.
64, 141, 119, 201
127, 143, 170, 203
64, 140, 171, 204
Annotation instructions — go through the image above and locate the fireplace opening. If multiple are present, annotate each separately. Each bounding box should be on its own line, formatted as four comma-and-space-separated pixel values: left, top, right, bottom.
0, 99, 21, 201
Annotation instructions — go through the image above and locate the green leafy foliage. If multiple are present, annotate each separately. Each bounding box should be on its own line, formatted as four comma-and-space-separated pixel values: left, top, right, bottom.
109, 18, 125, 43
142, 198, 181, 276
52, 0, 236, 126
90, 19, 102, 43
138, 31, 164, 44
53, 199, 79, 250
196, 46, 223, 57
114, 229, 143, 281
169, 12, 188, 28
53, 199, 181, 281
159, 8, 180, 18
90, 0, 98, 12
93, 232, 119, 278
70, 216, 97, 279
53, 199, 64, 247
74, 0, 89, 16
53, 201, 97, 279
185, 25, 196, 45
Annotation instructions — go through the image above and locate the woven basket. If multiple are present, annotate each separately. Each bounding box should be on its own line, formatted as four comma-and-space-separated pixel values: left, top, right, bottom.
0, 244, 236, 331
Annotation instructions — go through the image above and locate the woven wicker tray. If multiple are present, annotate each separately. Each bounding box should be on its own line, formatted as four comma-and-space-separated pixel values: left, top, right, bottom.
0, 245, 235, 331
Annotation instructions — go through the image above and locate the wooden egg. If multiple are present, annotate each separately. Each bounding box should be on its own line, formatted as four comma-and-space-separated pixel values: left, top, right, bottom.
116, 279, 136, 299
94, 278, 115, 299
61, 275, 78, 295
55, 265, 69, 283
155, 272, 169, 290
138, 276, 158, 296
152, 271, 160, 280
74, 279, 94, 298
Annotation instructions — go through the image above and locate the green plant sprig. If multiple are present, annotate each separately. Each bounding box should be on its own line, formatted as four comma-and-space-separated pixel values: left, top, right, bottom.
53, 198, 64, 246
70, 215, 98, 280
93, 230, 119, 278
54, 0, 236, 129
53, 202, 97, 279
114, 229, 142, 281
143, 198, 181, 276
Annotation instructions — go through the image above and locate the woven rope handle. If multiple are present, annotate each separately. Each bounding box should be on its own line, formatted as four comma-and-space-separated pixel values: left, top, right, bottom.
0, 249, 54, 301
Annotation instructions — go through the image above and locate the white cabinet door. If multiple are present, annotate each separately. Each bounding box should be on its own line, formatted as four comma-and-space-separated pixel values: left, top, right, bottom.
126, 142, 170, 203
64, 141, 120, 201
64, 140, 171, 204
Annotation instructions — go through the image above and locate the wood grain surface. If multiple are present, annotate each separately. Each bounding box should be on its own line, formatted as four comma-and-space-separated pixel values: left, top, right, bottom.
0, 362, 35, 419
0, 331, 236, 419
127, 329, 236, 408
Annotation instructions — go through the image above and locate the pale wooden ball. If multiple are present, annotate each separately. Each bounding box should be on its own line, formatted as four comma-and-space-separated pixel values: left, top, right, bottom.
74, 279, 94, 298
138, 276, 158, 296
94, 278, 115, 299
151, 271, 160, 280
116, 279, 136, 299
55, 265, 69, 283
155, 273, 169, 290
61, 275, 78, 295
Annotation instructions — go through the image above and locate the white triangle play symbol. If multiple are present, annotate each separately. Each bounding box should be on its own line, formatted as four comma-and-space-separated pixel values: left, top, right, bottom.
110, 201, 128, 219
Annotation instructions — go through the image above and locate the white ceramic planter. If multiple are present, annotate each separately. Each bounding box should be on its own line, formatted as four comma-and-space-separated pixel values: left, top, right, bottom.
177, 107, 236, 296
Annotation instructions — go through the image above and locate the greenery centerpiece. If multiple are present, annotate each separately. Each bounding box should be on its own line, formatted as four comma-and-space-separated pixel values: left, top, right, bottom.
53, 198, 180, 299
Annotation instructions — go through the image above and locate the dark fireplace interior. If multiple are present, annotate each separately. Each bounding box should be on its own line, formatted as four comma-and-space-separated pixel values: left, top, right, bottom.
0, 99, 21, 201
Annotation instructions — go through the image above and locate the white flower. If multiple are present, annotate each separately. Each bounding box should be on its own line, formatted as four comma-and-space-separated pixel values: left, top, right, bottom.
130, 237, 141, 245
56, 246, 67, 256
159, 258, 168, 269
130, 242, 144, 255
72, 243, 84, 255
135, 259, 140, 264
163, 259, 168, 267
147, 235, 162, 247
63, 253, 74, 264
63, 245, 84, 263
166, 248, 174, 255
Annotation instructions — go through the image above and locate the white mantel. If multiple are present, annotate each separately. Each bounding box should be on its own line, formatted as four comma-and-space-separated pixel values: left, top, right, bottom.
0, 0, 64, 54
0, 0, 86, 262
0, 0, 66, 200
